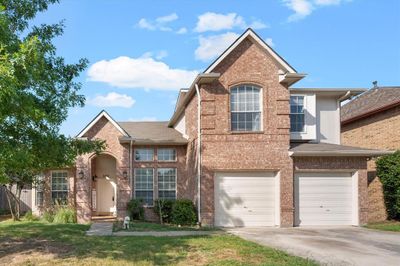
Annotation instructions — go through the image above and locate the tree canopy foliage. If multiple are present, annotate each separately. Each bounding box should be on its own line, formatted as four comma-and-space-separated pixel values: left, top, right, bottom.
0, 0, 105, 220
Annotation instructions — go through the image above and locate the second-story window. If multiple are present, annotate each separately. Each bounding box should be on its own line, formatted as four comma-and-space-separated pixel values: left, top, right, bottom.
135, 148, 154, 161
157, 148, 176, 162
290, 95, 305, 132
230, 85, 261, 131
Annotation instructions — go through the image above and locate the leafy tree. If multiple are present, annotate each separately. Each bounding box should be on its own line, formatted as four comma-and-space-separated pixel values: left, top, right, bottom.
376, 151, 400, 220
0, 0, 105, 220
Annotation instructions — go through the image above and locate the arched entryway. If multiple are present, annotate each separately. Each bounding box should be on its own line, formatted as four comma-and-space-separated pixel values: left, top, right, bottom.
91, 154, 117, 217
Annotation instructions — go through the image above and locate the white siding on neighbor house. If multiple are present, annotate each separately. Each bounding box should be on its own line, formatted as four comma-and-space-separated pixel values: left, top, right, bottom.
290, 93, 317, 141
316, 96, 340, 144
295, 172, 356, 226
173, 114, 187, 138
214, 172, 278, 227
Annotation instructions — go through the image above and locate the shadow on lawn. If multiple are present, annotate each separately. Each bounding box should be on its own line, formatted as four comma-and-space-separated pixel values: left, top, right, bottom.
0, 221, 201, 265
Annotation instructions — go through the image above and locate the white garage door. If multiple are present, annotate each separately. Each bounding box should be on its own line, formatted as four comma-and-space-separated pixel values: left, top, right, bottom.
295, 172, 355, 226
214, 172, 276, 227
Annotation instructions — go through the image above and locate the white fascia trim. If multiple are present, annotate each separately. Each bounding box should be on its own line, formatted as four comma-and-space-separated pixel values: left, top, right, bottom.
76, 110, 129, 138
290, 150, 394, 157
204, 29, 297, 74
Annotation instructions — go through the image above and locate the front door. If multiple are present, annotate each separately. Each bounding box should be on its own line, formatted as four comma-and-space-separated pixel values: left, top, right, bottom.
97, 178, 116, 216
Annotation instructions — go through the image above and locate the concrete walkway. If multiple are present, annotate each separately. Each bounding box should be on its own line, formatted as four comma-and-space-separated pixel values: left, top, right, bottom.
86, 222, 113, 236
227, 226, 400, 266
86, 222, 218, 237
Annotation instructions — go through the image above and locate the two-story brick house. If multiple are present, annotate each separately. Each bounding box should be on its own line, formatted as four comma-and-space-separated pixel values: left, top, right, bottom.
32, 29, 391, 227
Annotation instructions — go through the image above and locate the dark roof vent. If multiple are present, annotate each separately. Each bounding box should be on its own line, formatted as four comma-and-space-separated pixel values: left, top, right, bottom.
372, 81, 378, 88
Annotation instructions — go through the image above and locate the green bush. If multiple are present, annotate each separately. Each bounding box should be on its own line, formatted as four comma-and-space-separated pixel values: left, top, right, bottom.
41, 211, 54, 223
0, 208, 11, 215
171, 199, 197, 226
23, 210, 39, 221
376, 150, 400, 220
53, 206, 77, 223
127, 199, 145, 220
154, 199, 175, 223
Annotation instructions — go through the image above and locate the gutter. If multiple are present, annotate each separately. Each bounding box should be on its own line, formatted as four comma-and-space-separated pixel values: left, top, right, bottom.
338, 91, 351, 102
195, 83, 202, 225
290, 150, 394, 157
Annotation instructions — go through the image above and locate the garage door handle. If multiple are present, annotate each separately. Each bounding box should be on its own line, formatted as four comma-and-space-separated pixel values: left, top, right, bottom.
243, 206, 247, 209
320, 205, 323, 208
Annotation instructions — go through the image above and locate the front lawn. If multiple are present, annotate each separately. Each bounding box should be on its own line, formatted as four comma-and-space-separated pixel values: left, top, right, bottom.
113, 221, 218, 232
0, 220, 317, 265
365, 221, 400, 232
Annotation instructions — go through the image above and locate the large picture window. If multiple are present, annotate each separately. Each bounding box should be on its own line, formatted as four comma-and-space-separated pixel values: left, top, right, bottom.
158, 168, 176, 200
230, 85, 261, 131
134, 168, 154, 205
290, 96, 305, 133
51, 171, 68, 205
157, 148, 176, 162
135, 148, 154, 161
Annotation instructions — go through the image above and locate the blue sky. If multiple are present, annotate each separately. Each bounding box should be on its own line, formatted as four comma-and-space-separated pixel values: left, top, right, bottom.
32, 0, 400, 136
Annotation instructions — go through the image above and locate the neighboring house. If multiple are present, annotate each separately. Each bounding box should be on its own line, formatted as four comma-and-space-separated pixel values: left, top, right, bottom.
31, 28, 391, 227
341, 85, 400, 222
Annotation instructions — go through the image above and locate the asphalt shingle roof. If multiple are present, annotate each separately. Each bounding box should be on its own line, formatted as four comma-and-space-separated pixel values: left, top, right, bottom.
341, 86, 400, 122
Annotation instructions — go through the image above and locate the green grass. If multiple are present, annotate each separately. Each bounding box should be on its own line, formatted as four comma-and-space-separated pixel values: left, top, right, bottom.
365, 221, 400, 232
113, 221, 218, 232
0, 220, 317, 266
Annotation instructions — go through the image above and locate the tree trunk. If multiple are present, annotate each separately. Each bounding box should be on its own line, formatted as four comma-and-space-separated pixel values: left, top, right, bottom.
4, 184, 21, 221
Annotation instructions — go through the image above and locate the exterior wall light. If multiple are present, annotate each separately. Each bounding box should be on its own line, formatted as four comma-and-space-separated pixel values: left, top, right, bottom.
78, 170, 85, 179
123, 171, 128, 179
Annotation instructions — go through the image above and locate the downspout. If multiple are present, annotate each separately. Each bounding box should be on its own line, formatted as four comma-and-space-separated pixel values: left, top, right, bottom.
130, 140, 133, 198
195, 83, 202, 225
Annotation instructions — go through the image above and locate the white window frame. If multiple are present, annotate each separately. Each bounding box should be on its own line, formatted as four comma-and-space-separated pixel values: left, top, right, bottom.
50, 170, 69, 205
230, 85, 263, 132
157, 148, 177, 162
157, 168, 177, 200
134, 148, 154, 162
34, 174, 45, 207
290, 95, 306, 133
290, 93, 316, 140
134, 168, 154, 206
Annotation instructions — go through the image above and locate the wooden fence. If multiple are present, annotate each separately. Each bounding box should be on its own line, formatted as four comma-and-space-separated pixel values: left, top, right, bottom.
0, 186, 32, 213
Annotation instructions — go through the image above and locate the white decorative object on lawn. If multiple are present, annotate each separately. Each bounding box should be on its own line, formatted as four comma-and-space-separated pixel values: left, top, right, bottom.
124, 216, 130, 229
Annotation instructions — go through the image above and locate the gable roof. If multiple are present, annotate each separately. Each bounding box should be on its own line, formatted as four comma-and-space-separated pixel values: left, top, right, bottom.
341, 86, 400, 124
76, 110, 130, 138
118, 121, 187, 144
204, 28, 297, 74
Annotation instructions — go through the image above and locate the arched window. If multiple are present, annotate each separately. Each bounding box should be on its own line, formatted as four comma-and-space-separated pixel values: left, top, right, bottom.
230, 85, 261, 131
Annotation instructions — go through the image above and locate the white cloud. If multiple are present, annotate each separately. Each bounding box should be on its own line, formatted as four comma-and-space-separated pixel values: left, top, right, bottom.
283, 0, 349, 22
176, 27, 188, 34
156, 13, 178, 23
87, 56, 198, 90
141, 50, 168, 60
195, 32, 239, 61
265, 38, 274, 47
194, 12, 268, 32
129, 116, 158, 122
137, 13, 178, 32
89, 92, 135, 108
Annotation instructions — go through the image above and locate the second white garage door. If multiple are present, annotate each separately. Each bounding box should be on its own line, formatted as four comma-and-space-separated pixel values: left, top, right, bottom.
214, 172, 277, 227
295, 172, 356, 226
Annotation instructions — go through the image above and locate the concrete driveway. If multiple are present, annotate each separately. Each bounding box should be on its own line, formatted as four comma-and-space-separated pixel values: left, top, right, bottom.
227, 227, 400, 266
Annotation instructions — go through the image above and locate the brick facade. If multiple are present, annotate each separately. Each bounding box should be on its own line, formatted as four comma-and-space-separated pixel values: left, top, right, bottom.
342, 105, 400, 222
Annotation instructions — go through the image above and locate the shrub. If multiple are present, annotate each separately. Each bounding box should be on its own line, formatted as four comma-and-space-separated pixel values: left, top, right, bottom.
171, 199, 197, 226
154, 199, 175, 224
23, 210, 39, 221
41, 211, 54, 223
127, 199, 145, 220
376, 150, 400, 220
0, 208, 11, 215
53, 206, 77, 223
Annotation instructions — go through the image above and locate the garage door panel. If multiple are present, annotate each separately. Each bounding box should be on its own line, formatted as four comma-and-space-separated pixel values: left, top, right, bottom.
215, 172, 276, 227
296, 172, 354, 226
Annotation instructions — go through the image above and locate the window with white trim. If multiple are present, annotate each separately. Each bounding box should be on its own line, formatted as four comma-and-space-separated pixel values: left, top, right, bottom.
290, 96, 305, 133
158, 168, 176, 200
35, 174, 44, 206
135, 148, 154, 161
230, 85, 261, 131
51, 171, 68, 205
134, 168, 154, 205
157, 148, 176, 162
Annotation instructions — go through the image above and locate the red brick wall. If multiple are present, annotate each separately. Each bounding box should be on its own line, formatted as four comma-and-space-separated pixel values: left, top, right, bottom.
293, 156, 369, 225
183, 37, 293, 226
341, 105, 400, 222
